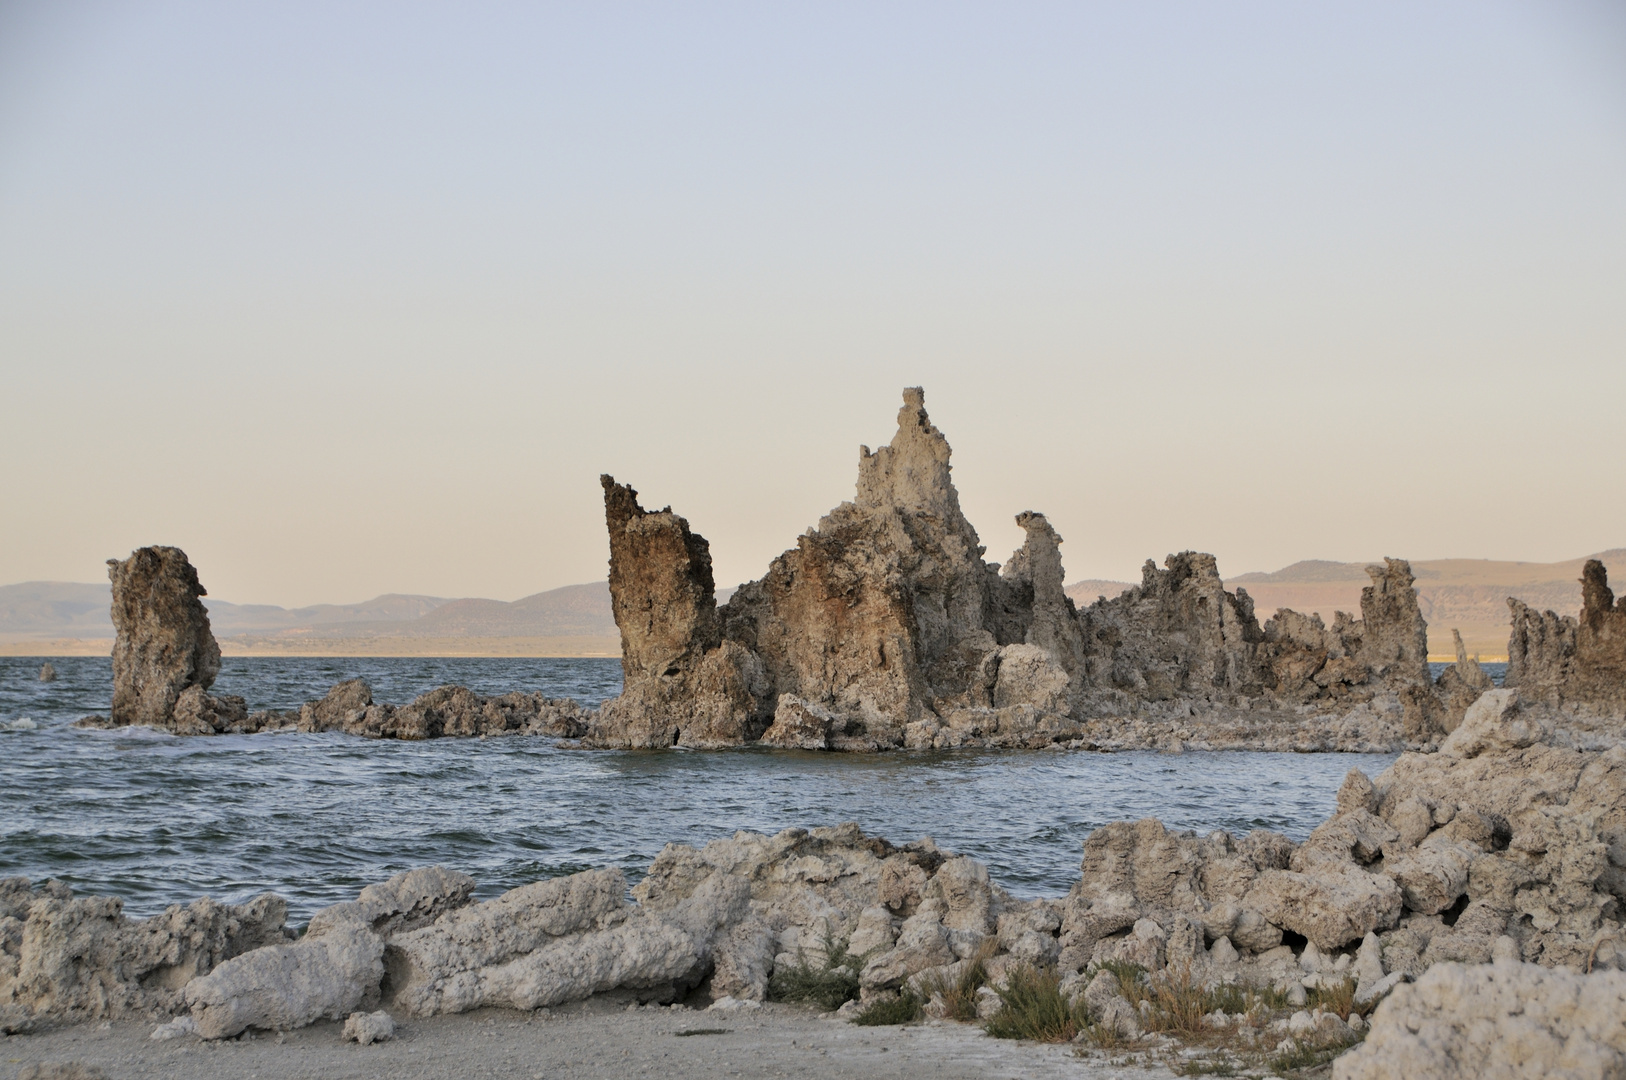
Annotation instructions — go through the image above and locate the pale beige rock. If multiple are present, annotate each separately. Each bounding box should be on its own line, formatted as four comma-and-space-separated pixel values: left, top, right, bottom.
0, 879, 288, 1031
342, 1008, 395, 1044
758, 695, 834, 750
1335, 960, 1626, 1080
183, 916, 385, 1039
305, 866, 475, 939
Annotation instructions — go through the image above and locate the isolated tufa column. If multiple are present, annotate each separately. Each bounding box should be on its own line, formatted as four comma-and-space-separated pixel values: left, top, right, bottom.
107, 546, 222, 726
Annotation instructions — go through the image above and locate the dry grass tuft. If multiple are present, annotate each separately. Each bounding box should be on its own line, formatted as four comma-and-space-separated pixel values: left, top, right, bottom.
984, 963, 1090, 1043
919, 941, 996, 1021
1307, 976, 1362, 1021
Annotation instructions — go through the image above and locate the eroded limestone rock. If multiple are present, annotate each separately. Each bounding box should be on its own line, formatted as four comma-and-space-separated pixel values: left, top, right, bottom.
184, 914, 385, 1039
1434, 628, 1495, 732
588, 477, 770, 748
0, 879, 289, 1032
1335, 960, 1626, 1080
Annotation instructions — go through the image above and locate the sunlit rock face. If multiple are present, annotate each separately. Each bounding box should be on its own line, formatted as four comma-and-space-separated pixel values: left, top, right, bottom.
586, 387, 1453, 751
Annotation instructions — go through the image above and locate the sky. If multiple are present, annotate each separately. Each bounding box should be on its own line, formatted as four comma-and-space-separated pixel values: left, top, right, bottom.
1, 1, 1623, 608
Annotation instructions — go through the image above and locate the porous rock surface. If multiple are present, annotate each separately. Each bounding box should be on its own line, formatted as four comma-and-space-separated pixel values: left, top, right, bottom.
96, 677, 593, 740
586, 388, 1468, 752
0, 878, 290, 1033
590, 476, 770, 748
12, 702, 1625, 1061
1058, 690, 1626, 981
1334, 959, 1626, 1080
102, 546, 228, 732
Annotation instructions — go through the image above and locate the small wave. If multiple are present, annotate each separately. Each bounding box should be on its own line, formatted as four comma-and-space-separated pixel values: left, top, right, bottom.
1, 717, 40, 731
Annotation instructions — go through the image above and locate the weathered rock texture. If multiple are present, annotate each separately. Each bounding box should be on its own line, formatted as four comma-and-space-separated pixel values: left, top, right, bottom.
589, 388, 1458, 751
294, 680, 589, 740
1335, 960, 1626, 1080
590, 476, 770, 748
1054, 688, 1626, 1004
0, 878, 290, 1033
13, 701, 1625, 1052
81, 677, 591, 740
1508, 559, 1626, 715
105, 547, 226, 731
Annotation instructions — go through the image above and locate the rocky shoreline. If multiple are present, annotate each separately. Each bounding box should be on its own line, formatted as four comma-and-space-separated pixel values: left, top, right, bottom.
12, 689, 1626, 1077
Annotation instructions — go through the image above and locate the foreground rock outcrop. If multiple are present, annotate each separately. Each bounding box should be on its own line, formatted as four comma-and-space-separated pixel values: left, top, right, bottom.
587, 388, 1471, 752
0, 879, 290, 1033
1057, 690, 1626, 984
103, 547, 235, 732
15, 696, 1623, 1056
1335, 959, 1626, 1080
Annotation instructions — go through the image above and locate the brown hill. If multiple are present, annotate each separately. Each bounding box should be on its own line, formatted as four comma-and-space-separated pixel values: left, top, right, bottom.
0, 581, 621, 658
215, 582, 619, 656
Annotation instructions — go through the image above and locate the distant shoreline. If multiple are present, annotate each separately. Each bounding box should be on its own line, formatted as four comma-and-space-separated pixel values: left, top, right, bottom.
3, 638, 1510, 665
0, 636, 621, 659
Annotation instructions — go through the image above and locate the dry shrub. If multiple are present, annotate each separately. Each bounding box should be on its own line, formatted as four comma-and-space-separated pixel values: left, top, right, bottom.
919, 941, 995, 1021
853, 988, 922, 1026
984, 963, 1089, 1043
767, 933, 862, 1011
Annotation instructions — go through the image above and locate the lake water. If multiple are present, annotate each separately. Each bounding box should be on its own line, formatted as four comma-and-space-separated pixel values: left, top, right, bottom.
1, 656, 1400, 921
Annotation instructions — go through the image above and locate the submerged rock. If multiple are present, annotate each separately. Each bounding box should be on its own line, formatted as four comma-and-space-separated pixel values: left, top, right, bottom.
141, 677, 590, 739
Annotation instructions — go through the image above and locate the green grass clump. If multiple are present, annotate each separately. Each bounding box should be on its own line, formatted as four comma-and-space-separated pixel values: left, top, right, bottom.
852, 988, 923, 1026
984, 963, 1090, 1043
767, 933, 863, 1011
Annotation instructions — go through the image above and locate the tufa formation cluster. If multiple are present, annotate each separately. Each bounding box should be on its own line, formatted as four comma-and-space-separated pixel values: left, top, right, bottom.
586, 388, 1556, 752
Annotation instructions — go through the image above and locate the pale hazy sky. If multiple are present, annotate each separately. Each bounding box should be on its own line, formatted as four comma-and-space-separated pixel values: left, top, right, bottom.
2, 2, 1623, 608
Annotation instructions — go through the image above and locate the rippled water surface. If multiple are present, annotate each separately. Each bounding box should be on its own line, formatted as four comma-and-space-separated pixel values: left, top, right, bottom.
1, 656, 1397, 921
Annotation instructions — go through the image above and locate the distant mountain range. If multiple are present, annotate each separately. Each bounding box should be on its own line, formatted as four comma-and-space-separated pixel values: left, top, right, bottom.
0, 581, 620, 657
5, 549, 1620, 658
1061, 549, 1626, 660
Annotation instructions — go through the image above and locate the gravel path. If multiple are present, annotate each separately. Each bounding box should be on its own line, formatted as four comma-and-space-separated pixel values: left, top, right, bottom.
3, 999, 1174, 1080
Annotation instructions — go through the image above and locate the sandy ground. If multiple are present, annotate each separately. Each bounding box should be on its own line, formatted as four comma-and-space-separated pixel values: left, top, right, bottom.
2, 998, 1176, 1080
